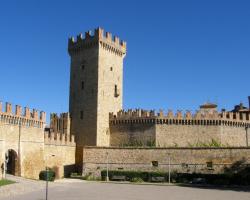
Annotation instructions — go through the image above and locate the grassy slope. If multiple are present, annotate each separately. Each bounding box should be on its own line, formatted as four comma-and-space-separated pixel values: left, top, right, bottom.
0, 179, 15, 187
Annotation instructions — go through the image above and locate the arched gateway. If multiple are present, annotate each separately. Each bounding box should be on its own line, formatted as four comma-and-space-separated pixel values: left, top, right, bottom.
5, 149, 18, 176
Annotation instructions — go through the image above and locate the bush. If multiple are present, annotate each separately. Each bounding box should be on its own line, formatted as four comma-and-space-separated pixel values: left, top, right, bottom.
101, 167, 250, 185
70, 172, 79, 177
39, 169, 55, 181
70, 172, 83, 179
101, 170, 148, 181
174, 172, 250, 185
101, 170, 176, 182
131, 177, 144, 182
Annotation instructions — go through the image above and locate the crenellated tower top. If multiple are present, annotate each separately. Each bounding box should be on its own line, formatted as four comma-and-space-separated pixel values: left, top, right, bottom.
68, 27, 126, 57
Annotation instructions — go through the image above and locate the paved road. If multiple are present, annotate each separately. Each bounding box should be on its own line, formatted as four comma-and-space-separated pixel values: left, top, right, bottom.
1, 176, 250, 200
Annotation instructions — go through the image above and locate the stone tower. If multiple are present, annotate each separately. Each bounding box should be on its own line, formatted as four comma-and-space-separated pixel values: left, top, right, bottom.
68, 27, 126, 147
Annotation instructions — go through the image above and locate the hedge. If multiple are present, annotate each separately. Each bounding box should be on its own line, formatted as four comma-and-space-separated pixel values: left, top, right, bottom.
101, 170, 250, 185
39, 170, 56, 181
101, 170, 173, 182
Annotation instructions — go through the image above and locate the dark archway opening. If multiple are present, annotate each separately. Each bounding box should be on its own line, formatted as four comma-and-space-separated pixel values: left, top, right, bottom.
6, 149, 18, 175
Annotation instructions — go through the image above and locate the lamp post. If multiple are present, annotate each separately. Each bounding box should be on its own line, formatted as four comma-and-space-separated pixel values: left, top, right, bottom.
168, 154, 171, 184
46, 166, 49, 200
106, 151, 109, 181
45, 154, 55, 200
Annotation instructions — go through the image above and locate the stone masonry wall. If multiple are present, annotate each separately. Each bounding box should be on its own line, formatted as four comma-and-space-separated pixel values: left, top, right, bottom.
97, 28, 126, 146
44, 144, 76, 178
156, 124, 248, 147
68, 30, 99, 147
220, 125, 248, 146
68, 28, 126, 147
0, 102, 46, 179
0, 139, 4, 179
82, 147, 250, 176
110, 109, 250, 147
110, 123, 155, 146
156, 124, 220, 147
44, 131, 76, 178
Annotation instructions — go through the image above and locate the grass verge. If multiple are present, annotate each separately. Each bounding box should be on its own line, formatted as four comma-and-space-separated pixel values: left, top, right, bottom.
0, 179, 15, 187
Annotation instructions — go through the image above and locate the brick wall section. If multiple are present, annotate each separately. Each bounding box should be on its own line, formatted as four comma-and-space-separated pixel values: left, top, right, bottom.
156, 124, 220, 146
68, 35, 99, 146
0, 140, 4, 178
0, 123, 45, 179
110, 123, 155, 146
44, 127, 76, 178
220, 126, 247, 146
96, 34, 125, 146
110, 109, 250, 147
0, 103, 46, 179
44, 144, 76, 178
110, 122, 248, 147
156, 124, 248, 147
82, 147, 250, 176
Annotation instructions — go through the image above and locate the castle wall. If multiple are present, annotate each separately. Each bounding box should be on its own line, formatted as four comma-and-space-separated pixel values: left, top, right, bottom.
109, 109, 250, 147
44, 144, 76, 178
0, 103, 46, 179
50, 113, 71, 135
0, 139, 4, 178
44, 131, 76, 178
220, 125, 248, 146
156, 124, 248, 147
156, 124, 221, 147
20, 128, 45, 179
110, 123, 155, 146
82, 146, 250, 176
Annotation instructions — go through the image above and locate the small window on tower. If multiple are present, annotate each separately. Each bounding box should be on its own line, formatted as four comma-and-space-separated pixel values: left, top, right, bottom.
81, 81, 84, 90
110, 67, 113, 71
114, 84, 119, 97
80, 111, 84, 120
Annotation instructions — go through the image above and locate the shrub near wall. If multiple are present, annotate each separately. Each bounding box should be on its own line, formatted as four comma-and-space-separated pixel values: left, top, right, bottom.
101, 170, 172, 182
101, 170, 250, 185
39, 170, 56, 181
175, 173, 250, 185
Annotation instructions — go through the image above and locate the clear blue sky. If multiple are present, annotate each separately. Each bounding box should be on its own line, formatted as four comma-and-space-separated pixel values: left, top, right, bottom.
0, 0, 249, 119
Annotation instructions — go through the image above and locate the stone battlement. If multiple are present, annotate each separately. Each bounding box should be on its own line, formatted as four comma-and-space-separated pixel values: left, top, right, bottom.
68, 27, 126, 56
0, 102, 46, 128
50, 112, 70, 135
110, 109, 250, 127
44, 131, 75, 146
45, 112, 74, 146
